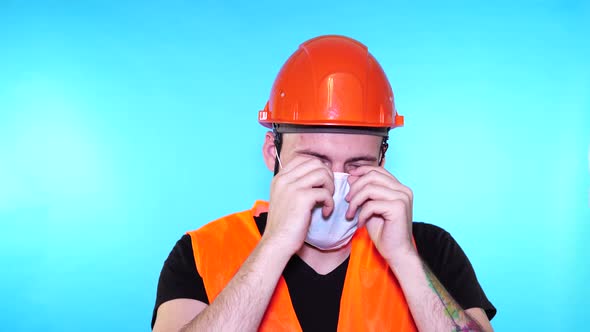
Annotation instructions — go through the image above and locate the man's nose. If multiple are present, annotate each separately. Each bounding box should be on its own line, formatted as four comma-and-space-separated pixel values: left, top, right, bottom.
330, 164, 346, 174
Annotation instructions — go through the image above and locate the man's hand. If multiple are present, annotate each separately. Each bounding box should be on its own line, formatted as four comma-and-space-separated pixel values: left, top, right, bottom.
263, 157, 335, 255
346, 166, 415, 262
346, 167, 492, 331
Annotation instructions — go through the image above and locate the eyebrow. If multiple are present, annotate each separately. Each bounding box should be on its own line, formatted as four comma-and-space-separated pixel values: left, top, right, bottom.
295, 149, 378, 163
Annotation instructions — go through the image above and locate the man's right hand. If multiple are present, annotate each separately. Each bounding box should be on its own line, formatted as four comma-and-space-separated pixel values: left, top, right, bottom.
262, 157, 335, 255
160, 159, 333, 332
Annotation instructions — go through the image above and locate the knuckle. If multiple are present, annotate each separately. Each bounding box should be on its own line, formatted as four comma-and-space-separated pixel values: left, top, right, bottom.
348, 191, 361, 203
309, 158, 323, 167
273, 175, 288, 187
364, 182, 378, 192
271, 176, 281, 187
390, 199, 406, 210
406, 187, 414, 199
362, 200, 376, 210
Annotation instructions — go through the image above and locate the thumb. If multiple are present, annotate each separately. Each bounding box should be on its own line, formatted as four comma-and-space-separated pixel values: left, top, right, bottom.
365, 217, 383, 242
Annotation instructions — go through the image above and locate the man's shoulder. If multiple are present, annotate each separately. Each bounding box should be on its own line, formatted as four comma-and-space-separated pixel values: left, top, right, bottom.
412, 221, 451, 241
186, 210, 267, 240
187, 208, 257, 234
412, 222, 458, 258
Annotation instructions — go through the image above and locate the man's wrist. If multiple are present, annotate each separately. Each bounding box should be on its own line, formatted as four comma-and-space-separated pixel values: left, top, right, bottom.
259, 234, 300, 261
386, 247, 422, 276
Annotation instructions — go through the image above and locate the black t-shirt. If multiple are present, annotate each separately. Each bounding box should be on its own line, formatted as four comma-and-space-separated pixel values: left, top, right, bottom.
152, 214, 496, 330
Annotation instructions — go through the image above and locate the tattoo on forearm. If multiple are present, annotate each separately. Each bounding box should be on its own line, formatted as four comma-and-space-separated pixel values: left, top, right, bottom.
424, 264, 483, 332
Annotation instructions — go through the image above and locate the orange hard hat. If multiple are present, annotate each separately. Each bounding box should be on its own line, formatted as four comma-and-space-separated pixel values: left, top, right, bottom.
258, 35, 403, 134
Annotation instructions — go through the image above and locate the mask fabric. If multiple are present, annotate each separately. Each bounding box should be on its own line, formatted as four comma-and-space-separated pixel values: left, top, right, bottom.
305, 172, 359, 250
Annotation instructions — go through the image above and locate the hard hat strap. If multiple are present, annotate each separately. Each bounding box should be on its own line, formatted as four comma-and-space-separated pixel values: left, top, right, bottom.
273, 124, 389, 173
273, 124, 283, 176
379, 138, 389, 166
274, 124, 389, 137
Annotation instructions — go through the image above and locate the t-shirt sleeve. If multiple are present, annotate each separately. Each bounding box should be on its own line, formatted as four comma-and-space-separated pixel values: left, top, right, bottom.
413, 222, 497, 320
151, 234, 209, 329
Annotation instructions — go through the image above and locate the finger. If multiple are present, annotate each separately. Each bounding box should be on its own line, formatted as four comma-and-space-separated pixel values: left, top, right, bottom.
322, 204, 334, 218
357, 200, 398, 227
349, 165, 395, 179
294, 167, 335, 195
281, 155, 330, 176
283, 157, 331, 181
346, 184, 410, 219
347, 169, 403, 202
347, 175, 361, 191
357, 200, 385, 229
279, 155, 315, 173
360, 199, 411, 227
274, 159, 330, 189
349, 166, 406, 194
306, 187, 334, 217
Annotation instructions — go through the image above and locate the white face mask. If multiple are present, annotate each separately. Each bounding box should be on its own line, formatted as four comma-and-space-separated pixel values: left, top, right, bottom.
305, 172, 359, 250
274, 150, 359, 250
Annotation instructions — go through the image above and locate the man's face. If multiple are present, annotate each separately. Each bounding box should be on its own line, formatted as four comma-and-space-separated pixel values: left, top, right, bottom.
278, 132, 383, 173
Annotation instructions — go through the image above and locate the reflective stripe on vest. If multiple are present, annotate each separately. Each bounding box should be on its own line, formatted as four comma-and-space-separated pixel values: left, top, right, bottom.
188, 201, 417, 331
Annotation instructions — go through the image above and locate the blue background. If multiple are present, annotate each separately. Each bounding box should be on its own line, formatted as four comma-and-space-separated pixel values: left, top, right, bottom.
1, 1, 588, 331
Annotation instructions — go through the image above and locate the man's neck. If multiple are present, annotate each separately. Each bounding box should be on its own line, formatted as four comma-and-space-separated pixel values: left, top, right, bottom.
296, 242, 352, 275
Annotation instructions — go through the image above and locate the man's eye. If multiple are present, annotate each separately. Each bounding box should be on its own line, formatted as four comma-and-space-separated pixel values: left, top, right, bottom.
347, 164, 364, 170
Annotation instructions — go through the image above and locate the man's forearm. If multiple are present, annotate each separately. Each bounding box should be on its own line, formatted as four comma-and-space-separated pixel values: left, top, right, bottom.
389, 252, 486, 332
181, 238, 292, 332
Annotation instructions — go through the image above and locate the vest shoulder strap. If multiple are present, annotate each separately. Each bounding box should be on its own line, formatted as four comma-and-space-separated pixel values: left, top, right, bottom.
188, 201, 301, 331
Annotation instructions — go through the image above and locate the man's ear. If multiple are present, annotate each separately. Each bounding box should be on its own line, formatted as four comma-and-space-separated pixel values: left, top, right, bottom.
262, 131, 277, 172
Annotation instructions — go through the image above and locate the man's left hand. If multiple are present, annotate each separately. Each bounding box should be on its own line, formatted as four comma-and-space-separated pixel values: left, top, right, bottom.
346, 166, 416, 262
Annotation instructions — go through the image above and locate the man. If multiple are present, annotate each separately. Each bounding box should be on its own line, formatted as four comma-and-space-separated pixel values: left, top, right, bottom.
152, 35, 496, 331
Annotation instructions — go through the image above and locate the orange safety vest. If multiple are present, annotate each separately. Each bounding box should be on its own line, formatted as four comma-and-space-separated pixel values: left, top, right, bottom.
188, 201, 417, 331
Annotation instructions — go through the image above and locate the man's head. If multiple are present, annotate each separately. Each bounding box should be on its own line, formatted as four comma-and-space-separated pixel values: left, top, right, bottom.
258, 35, 401, 173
